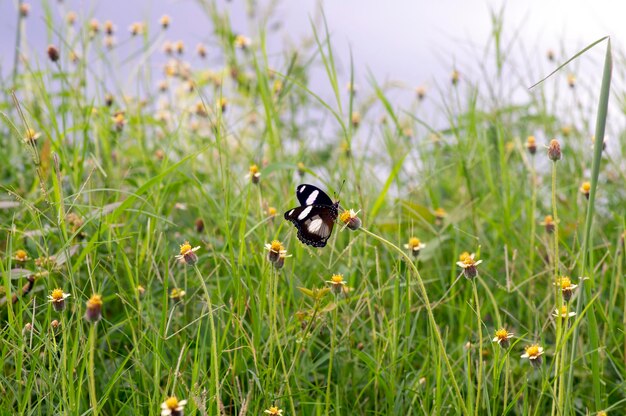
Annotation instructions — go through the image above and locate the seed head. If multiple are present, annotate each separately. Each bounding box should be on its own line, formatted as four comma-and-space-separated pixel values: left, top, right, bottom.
47, 45, 60, 62
340, 209, 361, 231
547, 139, 561, 161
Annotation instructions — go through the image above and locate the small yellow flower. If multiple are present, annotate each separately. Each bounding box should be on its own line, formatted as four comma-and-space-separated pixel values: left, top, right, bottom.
170, 288, 186, 302
521, 343, 544, 367
579, 181, 591, 199
246, 164, 261, 184
234, 34, 251, 49
24, 128, 41, 143
175, 241, 200, 265
264, 406, 283, 416
540, 215, 557, 234
159, 15, 171, 29
112, 112, 125, 131
273, 79, 283, 95
129, 22, 144, 36
66, 11, 77, 26
433, 207, 447, 225
89, 18, 100, 35
456, 252, 483, 279
85, 294, 103, 322
326, 274, 349, 295
297, 162, 306, 177
492, 328, 514, 349
351, 111, 361, 128
451, 69, 460, 85
48, 288, 70, 312
526, 135, 537, 155
267, 207, 277, 217
404, 237, 426, 257
416, 85, 426, 101
596, 411, 608, 416
553, 305, 576, 319
196, 43, 207, 58
561, 125, 572, 137
339, 209, 361, 231
160, 396, 187, 416
346, 82, 358, 94
15, 249, 29, 262
175, 40, 185, 55
264, 240, 286, 263
554, 276, 578, 302
104, 20, 115, 35
567, 73, 576, 88
218, 97, 228, 112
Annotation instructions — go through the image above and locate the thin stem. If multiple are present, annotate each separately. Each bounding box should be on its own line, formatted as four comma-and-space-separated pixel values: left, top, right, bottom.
88, 324, 98, 416
473, 282, 483, 416
359, 227, 469, 415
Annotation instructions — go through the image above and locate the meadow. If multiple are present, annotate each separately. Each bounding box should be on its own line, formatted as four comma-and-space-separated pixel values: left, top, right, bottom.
0, 2, 625, 415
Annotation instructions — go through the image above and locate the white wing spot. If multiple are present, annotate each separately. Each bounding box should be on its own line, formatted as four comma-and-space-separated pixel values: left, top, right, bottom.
297, 205, 313, 220
288, 209, 294, 216
308, 217, 323, 233
298, 185, 306, 193
306, 190, 319, 205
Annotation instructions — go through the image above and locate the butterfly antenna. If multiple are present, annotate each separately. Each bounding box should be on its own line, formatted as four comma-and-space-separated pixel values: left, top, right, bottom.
335, 179, 346, 210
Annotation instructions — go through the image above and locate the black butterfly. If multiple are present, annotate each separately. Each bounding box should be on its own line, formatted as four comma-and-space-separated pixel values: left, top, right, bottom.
284, 184, 339, 247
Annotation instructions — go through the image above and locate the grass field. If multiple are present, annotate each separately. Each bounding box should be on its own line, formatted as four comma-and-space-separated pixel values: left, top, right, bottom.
1, 2, 625, 415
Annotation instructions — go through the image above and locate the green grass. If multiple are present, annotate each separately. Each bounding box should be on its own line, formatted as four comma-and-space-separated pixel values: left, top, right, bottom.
1, 2, 625, 415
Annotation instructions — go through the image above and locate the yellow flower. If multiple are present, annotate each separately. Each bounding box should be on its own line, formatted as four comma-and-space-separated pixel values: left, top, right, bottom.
170, 288, 186, 302
104, 20, 115, 35
567, 73, 576, 88
267, 207, 277, 217
129, 22, 144, 36
339, 209, 361, 231
66, 11, 77, 26
456, 252, 483, 279
521, 343, 544, 367
160, 396, 187, 416
264, 240, 286, 263
245, 164, 261, 184
196, 43, 207, 58
553, 305, 576, 319
404, 237, 426, 257
579, 181, 591, 199
85, 294, 103, 322
492, 328, 513, 348
15, 249, 29, 262
48, 288, 70, 311
234, 34, 251, 49
540, 215, 557, 234
554, 276, 578, 302
416, 85, 426, 101
526, 135, 537, 154
451, 69, 460, 85
326, 274, 348, 295
175, 241, 200, 265
433, 207, 447, 225
24, 128, 41, 143
351, 111, 361, 128
159, 15, 171, 29
175, 40, 185, 55
264, 406, 283, 416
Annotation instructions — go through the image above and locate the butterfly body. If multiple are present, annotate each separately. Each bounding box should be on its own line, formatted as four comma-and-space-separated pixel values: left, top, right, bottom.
284, 184, 339, 247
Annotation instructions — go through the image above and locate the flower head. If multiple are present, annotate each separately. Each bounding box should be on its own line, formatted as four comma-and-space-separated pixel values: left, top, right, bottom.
265, 240, 285, 263
246, 164, 261, 184
580, 181, 591, 199
161, 396, 187, 416
540, 215, 557, 234
547, 138, 561, 161
48, 288, 70, 312
159, 15, 171, 29
196, 43, 207, 58
297, 162, 306, 177
547, 49, 555, 61
112, 111, 125, 131
47, 45, 60, 62
351, 111, 361, 128
175, 241, 200, 265
19, 3, 30, 17
416, 85, 426, 101
553, 305, 576, 319
521, 343, 544, 367
404, 237, 426, 257
234, 34, 251, 49
526, 135, 537, 155
492, 328, 514, 349
15, 249, 29, 262
567, 73, 576, 88
104, 20, 115, 35
340, 209, 361, 231
66, 11, 77, 26
129, 22, 144, 36
451, 69, 460, 85
85, 294, 103, 323
554, 276, 578, 302
456, 252, 483, 279
170, 288, 186, 302
326, 273, 348, 295
433, 207, 447, 226
264, 407, 283, 416
175, 40, 184, 55
24, 128, 41, 143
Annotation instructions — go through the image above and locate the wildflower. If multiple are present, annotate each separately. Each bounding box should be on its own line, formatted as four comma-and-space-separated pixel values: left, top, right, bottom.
137, 285, 145, 296
175, 40, 184, 55
104, 20, 115, 35
596, 411, 608, 416
195, 218, 205, 233
567, 73, 576, 88
70, 51, 80, 63
196, 43, 207, 58
492, 328, 514, 349
540, 215, 557, 234
163, 41, 174, 55
526, 135, 537, 155
15, 249, 29, 262
547, 138, 561, 161
104, 36, 116, 50
456, 252, 483, 279
22, 322, 34, 337
297, 162, 306, 177
89, 18, 100, 35
521, 343, 544, 368
158, 80, 168, 92
451, 69, 460, 86
105, 93, 114, 107
170, 288, 186, 302
175, 241, 200, 265
561, 125, 572, 137
553, 305, 576, 319
274, 250, 292, 270
218, 97, 227, 112
159, 15, 171, 29
404, 237, 426, 257
265, 240, 285, 263
129, 22, 144, 36
346, 82, 358, 95
340, 209, 362, 231
555, 276, 578, 302
579, 181, 591, 199
267, 207, 277, 218
326, 274, 348, 295
264, 407, 283, 416
112, 112, 125, 132
273, 79, 283, 95
161, 396, 187, 416
85, 294, 103, 322
47, 45, 60, 62
48, 288, 70, 312
234, 34, 251, 49
433, 207, 447, 226
50, 319, 60, 330
546, 49, 555, 61
416, 85, 426, 101
24, 128, 41, 143
246, 164, 261, 184
66, 11, 77, 26
402, 126, 414, 138
351, 111, 361, 128
19, 3, 30, 17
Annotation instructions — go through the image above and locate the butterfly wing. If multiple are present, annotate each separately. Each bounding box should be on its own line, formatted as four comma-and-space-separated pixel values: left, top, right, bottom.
295, 184, 334, 207
284, 204, 338, 247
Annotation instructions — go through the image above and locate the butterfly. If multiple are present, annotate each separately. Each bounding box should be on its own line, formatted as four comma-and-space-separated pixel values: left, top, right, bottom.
284, 184, 339, 247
